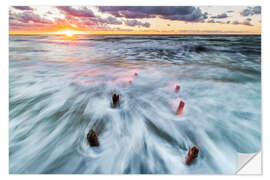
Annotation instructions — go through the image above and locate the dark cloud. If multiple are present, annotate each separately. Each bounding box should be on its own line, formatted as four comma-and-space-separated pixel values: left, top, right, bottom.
97, 16, 122, 25
124, 19, 150, 28
207, 19, 215, 23
98, 6, 208, 22
227, 10, 234, 13
240, 6, 261, 16
207, 19, 225, 24
216, 20, 225, 24
70, 15, 123, 28
253, 6, 261, 14
232, 20, 240, 25
241, 21, 253, 26
56, 6, 95, 17
55, 6, 124, 28
232, 20, 253, 26
97, 26, 133, 32
211, 13, 228, 19
241, 9, 251, 16
12, 6, 33, 11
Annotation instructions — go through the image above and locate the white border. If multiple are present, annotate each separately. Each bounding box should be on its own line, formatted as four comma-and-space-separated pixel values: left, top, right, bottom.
1, 0, 269, 179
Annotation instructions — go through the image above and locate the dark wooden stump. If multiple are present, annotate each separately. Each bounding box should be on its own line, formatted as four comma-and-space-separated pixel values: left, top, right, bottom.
112, 93, 120, 108
185, 146, 199, 165
87, 129, 99, 147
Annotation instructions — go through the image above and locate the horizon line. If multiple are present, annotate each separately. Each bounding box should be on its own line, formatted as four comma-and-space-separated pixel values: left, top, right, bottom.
9, 33, 261, 36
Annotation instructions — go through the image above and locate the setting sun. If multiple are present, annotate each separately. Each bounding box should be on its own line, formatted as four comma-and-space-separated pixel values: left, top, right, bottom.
61, 30, 76, 37
53, 29, 85, 38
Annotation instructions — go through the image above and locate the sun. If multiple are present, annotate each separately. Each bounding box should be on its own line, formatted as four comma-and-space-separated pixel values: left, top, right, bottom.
62, 30, 76, 37
53, 29, 87, 39
54, 29, 82, 38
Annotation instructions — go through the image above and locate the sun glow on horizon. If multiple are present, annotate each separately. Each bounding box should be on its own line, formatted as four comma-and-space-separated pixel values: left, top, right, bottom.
53, 29, 86, 38
60, 30, 77, 37
64, 30, 75, 37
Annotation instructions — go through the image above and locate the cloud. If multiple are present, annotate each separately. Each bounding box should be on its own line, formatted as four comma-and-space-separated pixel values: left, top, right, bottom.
97, 26, 133, 32
98, 6, 208, 22
232, 20, 240, 25
207, 19, 225, 24
9, 21, 52, 31
215, 20, 225, 24
97, 16, 122, 25
12, 6, 33, 11
10, 11, 53, 24
55, 6, 124, 28
180, 29, 249, 34
10, 6, 124, 32
232, 20, 253, 26
227, 10, 234, 13
211, 13, 228, 19
207, 19, 215, 23
9, 6, 259, 34
253, 6, 262, 14
241, 21, 253, 26
98, 7, 153, 19
240, 6, 261, 16
124, 19, 150, 28
56, 6, 95, 17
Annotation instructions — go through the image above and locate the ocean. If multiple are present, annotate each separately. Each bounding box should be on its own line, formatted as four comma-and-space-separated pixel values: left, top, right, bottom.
9, 35, 261, 174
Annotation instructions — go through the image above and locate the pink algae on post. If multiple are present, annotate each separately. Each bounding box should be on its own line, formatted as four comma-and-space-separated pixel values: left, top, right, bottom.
176, 100, 185, 115
175, 85, 180, 92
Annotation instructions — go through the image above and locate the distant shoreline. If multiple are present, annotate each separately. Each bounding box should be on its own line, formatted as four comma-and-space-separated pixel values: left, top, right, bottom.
9, 34, 261, 36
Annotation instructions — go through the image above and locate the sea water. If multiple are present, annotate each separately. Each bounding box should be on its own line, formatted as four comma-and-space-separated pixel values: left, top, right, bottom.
9, 35, 261, 174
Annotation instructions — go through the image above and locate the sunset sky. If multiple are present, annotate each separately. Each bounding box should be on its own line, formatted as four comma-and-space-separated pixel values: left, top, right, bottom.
9, 6, 261, 35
